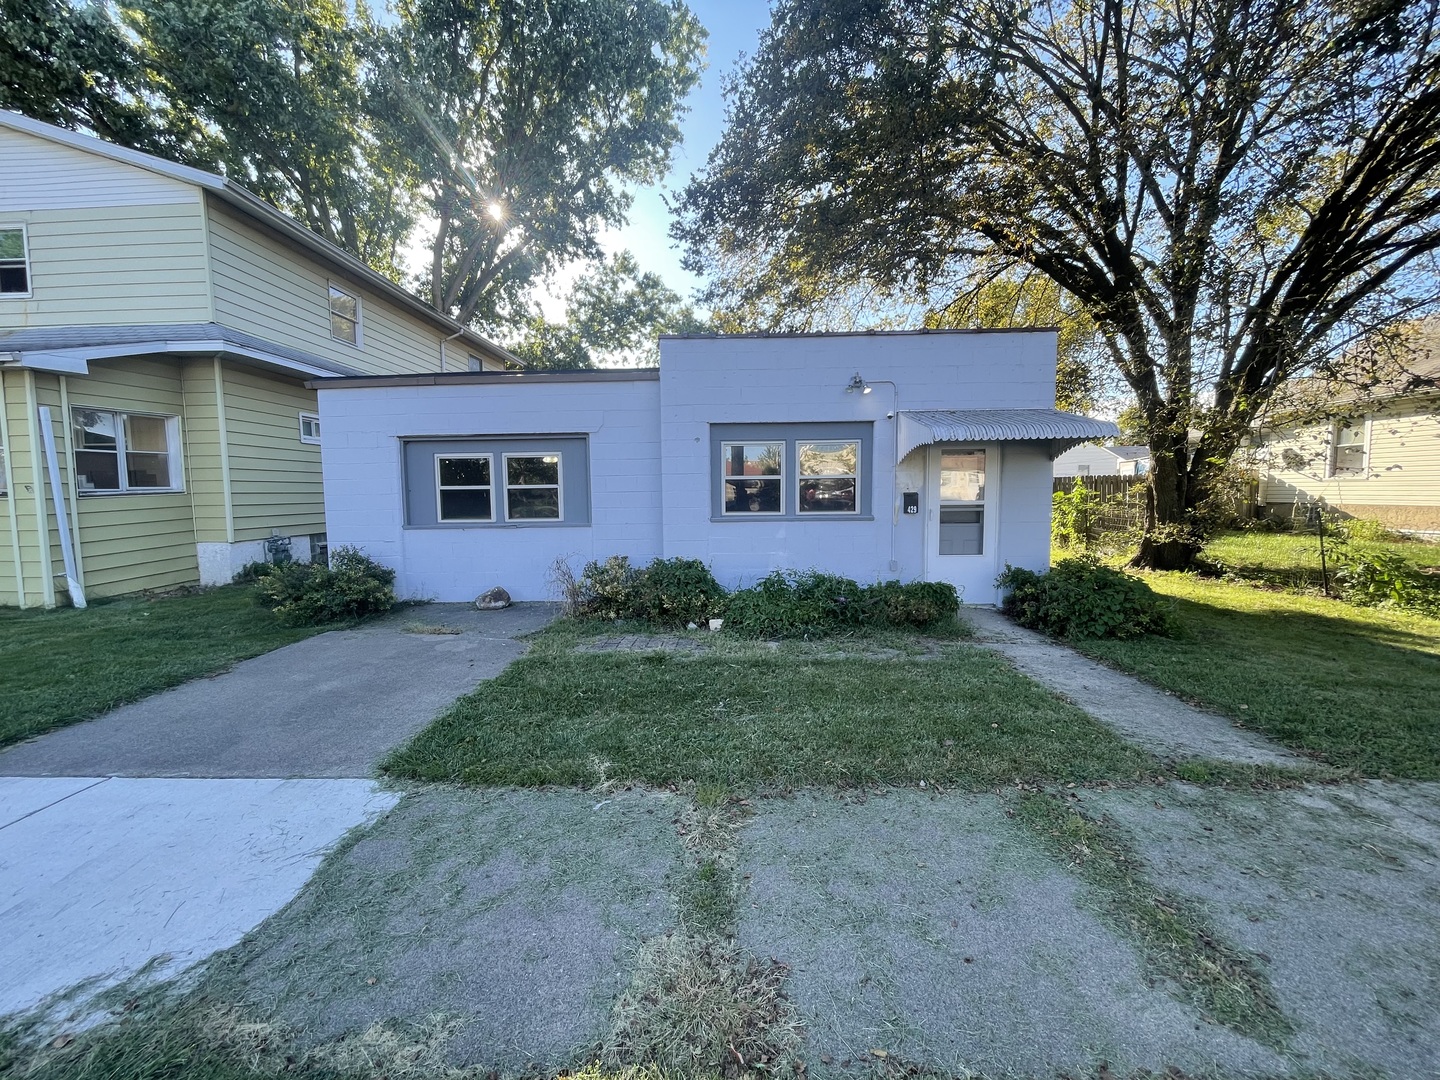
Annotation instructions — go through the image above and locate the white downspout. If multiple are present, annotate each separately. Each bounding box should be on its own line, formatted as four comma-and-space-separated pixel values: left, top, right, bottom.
37, 406, 85, 608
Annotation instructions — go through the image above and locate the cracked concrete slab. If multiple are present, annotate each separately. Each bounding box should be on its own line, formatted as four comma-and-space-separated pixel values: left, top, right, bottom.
963, 605, 1304, 766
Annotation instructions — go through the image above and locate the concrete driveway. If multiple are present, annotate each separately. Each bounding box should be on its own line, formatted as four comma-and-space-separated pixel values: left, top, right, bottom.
0, 602, 554, 1022
0, 602, 556, 779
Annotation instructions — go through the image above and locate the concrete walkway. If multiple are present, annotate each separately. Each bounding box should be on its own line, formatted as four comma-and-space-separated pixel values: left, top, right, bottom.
0, 602, 557, 779
963, 605, 1305, 766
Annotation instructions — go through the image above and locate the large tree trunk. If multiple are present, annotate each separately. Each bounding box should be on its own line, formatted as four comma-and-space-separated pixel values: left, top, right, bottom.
1130, 436, 1202, 571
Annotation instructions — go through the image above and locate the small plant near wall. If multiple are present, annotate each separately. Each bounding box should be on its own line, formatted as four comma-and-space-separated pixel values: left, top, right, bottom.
631, 557, 726, 627
252, 546, 396, 626
997, 559, 1174, 640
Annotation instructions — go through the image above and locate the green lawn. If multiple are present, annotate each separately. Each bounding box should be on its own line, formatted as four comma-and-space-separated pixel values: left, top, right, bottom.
1201, 529, 1440, 590
1076, 572, 1440, 779
384, 630, 1163, 790
0, 586, 321, 748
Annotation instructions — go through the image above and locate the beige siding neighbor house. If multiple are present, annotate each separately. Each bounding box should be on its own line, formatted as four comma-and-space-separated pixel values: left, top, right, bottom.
1254, 327, 1440, 532
0, 111, 514, 608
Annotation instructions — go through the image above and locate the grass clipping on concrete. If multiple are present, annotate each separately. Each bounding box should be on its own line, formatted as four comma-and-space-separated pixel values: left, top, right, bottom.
1014, 791, 1293, 1047
384, 629, 1161, 791
604, 786, 804, 1079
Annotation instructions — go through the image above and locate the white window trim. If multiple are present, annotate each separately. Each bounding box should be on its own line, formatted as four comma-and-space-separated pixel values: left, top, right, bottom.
0, 222, 32, 300
299, 412, 322, 445
71, 407, 184, 496
328, 282, 362, 348
720, 440, 786, 516
796, 439, 861, 515
1327, 418, 1370, 479
434, 452, 495, 522
502, 452, 565, 522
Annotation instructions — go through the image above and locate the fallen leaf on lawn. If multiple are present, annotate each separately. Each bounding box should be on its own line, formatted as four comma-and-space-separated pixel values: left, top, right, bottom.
51, 1034, 74, 1049
870, 1049, 888, 1059
366, 977, 377, 985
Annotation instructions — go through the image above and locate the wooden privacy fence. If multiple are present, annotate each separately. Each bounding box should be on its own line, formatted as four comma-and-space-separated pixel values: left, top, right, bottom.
1051, 475, 1261, 523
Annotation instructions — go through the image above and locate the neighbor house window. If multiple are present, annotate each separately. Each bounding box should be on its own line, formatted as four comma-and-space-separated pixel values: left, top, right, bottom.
1330, 419, 1367, 477
71, 408, 180, 494
797, 440, 859, 514
328, 284, 359, 345
0, 226, 30, 296
938, 448, 985, 555
435, 454, 494, 522
299, 412, 321, 444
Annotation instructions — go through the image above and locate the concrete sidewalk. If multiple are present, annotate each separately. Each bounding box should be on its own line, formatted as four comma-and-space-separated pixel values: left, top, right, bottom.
0, 603, 556, 779
0, 776, 398, 1018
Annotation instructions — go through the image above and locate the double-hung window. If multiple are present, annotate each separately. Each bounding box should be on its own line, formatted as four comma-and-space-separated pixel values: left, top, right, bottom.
722, 442, 784, 514
0, 226, 30, 296
436, 454, 494, 522
328, 284, 360, 345
1329, 419, 1367, 477
71, 408, 180, 494
504, 454, 562, 520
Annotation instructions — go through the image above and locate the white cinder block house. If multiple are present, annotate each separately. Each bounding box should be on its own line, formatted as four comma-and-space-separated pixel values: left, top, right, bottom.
315, 331, 1116, 605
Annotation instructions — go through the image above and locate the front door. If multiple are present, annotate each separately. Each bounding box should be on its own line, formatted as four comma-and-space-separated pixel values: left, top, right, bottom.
923, 444, 1000, 605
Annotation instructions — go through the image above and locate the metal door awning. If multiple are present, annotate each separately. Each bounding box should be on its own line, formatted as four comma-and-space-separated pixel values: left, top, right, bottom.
897, 409, 1120, 460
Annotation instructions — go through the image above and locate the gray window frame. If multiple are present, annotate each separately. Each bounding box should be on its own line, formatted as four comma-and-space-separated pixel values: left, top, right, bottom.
710, 423, 873, 521
403, 436, 590, 529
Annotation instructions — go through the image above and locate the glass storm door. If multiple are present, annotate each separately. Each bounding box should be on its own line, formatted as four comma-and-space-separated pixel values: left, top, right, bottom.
924, 445, 999, 605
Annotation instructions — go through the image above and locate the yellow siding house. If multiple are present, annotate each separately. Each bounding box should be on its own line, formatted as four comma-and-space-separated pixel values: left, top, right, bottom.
1255, 329, 1440, 533
0, 111, 514, 607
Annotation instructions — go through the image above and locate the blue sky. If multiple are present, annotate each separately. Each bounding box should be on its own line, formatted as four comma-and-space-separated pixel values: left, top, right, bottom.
537, 0, 775, 314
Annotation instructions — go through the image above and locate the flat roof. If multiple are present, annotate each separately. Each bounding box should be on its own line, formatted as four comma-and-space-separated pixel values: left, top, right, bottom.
658, 327, 1060, 339
306, 368, 659, 390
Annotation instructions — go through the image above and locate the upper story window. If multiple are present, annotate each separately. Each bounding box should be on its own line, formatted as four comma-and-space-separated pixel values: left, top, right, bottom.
1329, 419, 1368, 477
328, 284, 360, 346
72, 407, 182, 494
0, 226, 31, 296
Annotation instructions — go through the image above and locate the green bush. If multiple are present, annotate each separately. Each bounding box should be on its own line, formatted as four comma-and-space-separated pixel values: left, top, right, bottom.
253, 546, 396, 626
1335, 548, 1440, 615
577, 555, 641, 620
721, 570, 867, 639
631, 557, 725, 627
862, 579, 961, 628
997, 559, 1174, 640
1334, 516, 1403, 543
1052, 478, 1103, 549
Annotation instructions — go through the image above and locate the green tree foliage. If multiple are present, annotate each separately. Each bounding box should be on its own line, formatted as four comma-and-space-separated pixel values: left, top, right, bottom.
675, 0, 1440, 569
0, 0, 181, 152
370, 0, 704, 329
124, 0, 412, 277
511, 251, 706, 370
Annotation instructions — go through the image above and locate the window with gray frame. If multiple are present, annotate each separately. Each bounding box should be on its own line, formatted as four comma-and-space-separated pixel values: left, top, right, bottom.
711, 423, 873, 519
403, 436, 589, 527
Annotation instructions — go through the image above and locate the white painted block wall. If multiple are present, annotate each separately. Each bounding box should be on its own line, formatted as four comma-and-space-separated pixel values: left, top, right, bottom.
319, 376, 662, 601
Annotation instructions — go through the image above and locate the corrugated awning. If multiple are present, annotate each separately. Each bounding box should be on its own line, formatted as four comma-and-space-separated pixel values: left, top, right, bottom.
897, 409, 1121, 460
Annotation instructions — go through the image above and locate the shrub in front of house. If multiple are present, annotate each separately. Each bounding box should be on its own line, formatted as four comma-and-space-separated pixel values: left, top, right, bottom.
722, 569, 868, 638
576, 554, 642, 620
631, 557, 726, 627
997, 559, 1174, 640
253, 545, 397, 626
862, 579, 961, 629
1334, 547, 1440, 616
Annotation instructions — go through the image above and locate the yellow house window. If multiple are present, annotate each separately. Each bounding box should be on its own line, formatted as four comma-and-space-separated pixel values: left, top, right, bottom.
71, 407, 182, 494
0, 226, 30, 296
328, 284, 360, 346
